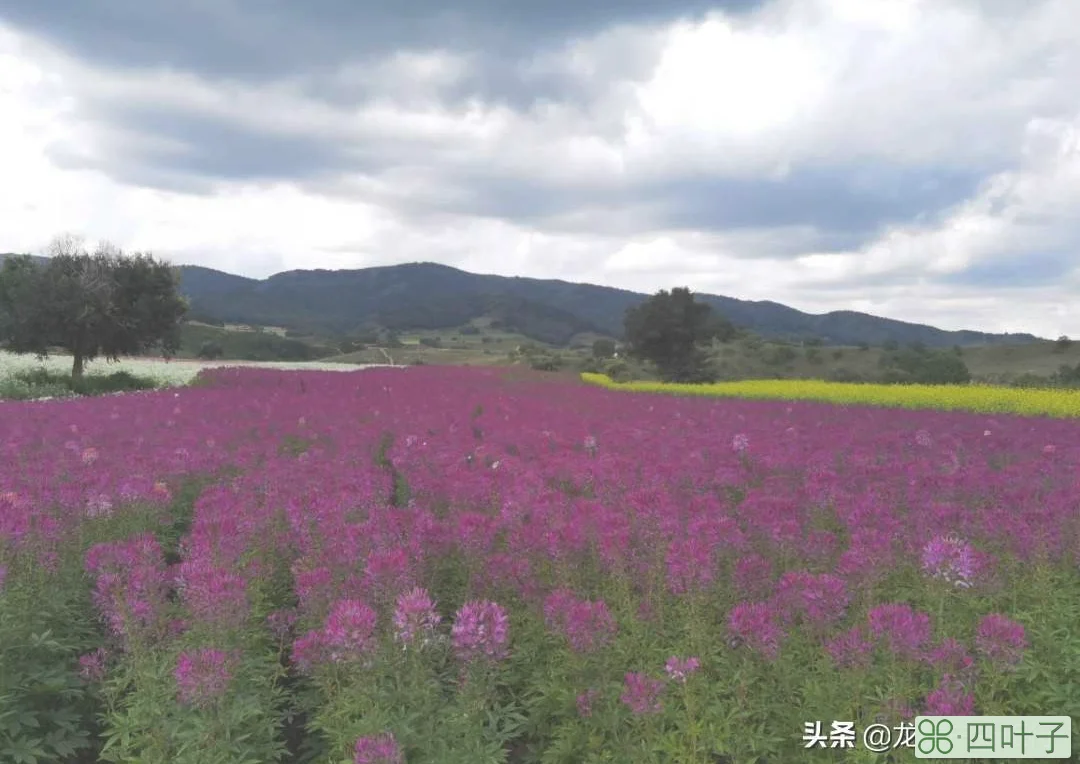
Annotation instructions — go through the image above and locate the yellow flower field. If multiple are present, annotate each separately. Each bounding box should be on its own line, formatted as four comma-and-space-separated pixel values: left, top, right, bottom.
580, 372, 1080, 418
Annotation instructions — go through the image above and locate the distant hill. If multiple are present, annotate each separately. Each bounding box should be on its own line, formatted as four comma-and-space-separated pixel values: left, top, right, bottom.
1, 253, 1042, 347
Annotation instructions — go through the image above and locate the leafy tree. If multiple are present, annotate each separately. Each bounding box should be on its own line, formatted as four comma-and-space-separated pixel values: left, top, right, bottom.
1054, 335, 1072, 353
879, 344, 971, 385
592, 338, 616, 359
0, 236, 188, 378
623, 287, 732, 382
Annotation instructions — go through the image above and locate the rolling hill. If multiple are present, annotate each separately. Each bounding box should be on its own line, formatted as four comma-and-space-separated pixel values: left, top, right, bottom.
171, 261, 1039, 348
1, 253, 1042, 347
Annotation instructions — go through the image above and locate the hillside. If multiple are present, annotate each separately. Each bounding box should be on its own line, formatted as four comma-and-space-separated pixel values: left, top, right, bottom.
173, 261, 1039, 348
2, 254, 1042, 347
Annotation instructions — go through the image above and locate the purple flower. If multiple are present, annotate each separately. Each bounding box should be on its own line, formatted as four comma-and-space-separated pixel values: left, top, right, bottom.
921, 535, 977, 588
176, 560, 249, 630
451, 600, 510, 663
975, 614, 1027, 667
577, 688, 600, 717
78, 647, 108, 682
664, 656, 701, 684
175, 648, 236, 708
732, 554, 773, 599
773, 571, 850, 629
621, 672, 664, 715
925, 638, 975, 676
666, 536, 715, 595
393, 587, 441, 647
924, 674, 975, 716
543, 590, 617, 653
868, 603, 931, 660
324, 599, 378, 662
291, 629, 330, 674
353, 732, 404, 764
727, 601, 784, 660
825, 626, 874, 669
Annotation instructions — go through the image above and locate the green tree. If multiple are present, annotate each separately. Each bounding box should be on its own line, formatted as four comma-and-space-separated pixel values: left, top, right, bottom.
0, 236, 188, 378
623, 287, 732, 382
879, 344, 970, 385
197, 340, 225, 360
592, 338, 616, 359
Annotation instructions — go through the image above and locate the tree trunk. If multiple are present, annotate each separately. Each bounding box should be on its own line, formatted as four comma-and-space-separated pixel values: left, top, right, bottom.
72, 353, 84, 380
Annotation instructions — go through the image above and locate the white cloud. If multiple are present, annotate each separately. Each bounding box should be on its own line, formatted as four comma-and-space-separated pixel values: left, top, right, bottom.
0, 0, 1079, 336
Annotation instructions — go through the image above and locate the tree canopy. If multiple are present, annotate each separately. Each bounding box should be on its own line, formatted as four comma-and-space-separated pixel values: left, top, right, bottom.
622, 287, 734, 382
0, 236, 188, 377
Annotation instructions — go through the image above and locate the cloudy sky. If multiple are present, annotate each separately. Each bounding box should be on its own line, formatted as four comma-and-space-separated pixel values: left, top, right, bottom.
1, 0, 1077, 336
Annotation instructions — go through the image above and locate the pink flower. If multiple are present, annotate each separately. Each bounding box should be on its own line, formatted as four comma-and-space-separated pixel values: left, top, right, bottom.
451, 600, 510, 663
176, 561, 249, 630
324, 599, 378, 662
924, 674, 975, 716
291, 629, 330, 674
727, 601, 784, 660
577, 688, 600, 717
621, 672, 664, 715
543, 590, 617, 653
175, 648, 236, 708
78, 648, 108, 682
825, 626, 874, 669
664, 656, 701, 683
868, 603, 931, 660
666, 536, 715, 595
925, 638, 975, 676
353, 732, 404, 764
773, 571, 849, 629
921, 535, 977, 588
393, 587, 441, 647
732, 554, 774, 599
975, 614, 1027, 667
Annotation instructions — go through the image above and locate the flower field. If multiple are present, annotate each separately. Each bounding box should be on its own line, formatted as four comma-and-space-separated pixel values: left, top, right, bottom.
582, 372, 1080, 418
2, 365, 1079, 763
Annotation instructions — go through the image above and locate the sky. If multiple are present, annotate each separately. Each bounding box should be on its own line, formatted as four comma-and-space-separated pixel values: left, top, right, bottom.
0, 0, 1077, 337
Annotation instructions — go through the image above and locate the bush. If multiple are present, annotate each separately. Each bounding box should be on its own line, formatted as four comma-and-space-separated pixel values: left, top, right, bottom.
764, 346, 798, 366
0, 367, 158, 400
592, 339, 616, 359
602, 359, 632, 382
826, 367, 865, 383
196, 341, 224, 360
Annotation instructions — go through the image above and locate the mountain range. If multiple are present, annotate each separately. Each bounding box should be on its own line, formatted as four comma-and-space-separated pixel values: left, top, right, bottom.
1, 253, 1041, 347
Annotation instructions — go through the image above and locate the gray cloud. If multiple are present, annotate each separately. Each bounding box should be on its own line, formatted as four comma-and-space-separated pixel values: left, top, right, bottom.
3, 0, 1079, 319
0, 1, 759, 86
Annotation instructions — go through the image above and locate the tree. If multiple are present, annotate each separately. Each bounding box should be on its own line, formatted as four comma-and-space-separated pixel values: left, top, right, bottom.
197, 340, 224, 360
592, 338, 616, 359
1054, 335, 1072, 353
623, 287, 732, 382
0, 236, 188, 378
879, 344, 970, 385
